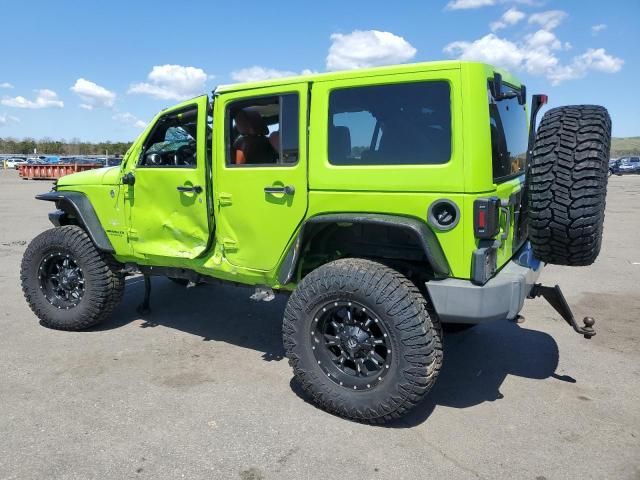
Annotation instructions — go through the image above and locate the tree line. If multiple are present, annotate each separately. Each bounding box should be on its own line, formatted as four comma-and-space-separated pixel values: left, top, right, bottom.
0, 137, 133, 156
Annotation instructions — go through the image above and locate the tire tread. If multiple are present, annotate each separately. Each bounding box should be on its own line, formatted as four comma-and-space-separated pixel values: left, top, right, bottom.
528, 105, 611, 266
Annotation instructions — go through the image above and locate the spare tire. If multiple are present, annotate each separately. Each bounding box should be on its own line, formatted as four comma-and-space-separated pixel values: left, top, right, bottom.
527, 105, 611, 266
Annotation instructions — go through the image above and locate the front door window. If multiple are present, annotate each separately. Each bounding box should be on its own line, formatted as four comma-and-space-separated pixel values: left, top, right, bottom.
140, 108, 198, 168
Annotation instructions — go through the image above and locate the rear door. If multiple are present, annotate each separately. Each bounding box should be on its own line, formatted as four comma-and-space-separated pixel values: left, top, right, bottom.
213, 84, 308, 271
488, 81, 528, 265
126, 96, 212, 262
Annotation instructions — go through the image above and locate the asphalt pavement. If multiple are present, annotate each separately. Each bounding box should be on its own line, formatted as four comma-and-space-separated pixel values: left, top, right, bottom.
0, 169, 638, 479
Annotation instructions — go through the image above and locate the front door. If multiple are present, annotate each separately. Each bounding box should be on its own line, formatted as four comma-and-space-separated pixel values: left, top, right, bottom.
214, 84, 308, 271
126, 96, 212, 262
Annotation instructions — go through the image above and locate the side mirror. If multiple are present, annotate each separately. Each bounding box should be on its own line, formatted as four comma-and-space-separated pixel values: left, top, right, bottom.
122, 172, 135, 185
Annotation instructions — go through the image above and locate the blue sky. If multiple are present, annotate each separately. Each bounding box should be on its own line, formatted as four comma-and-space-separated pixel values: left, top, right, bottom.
0, 0, 638, 141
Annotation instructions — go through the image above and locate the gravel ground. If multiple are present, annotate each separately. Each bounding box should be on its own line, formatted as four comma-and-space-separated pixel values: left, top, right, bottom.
0, 168, 638, 480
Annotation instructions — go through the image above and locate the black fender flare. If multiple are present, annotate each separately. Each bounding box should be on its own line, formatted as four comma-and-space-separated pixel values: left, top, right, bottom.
36, 191, 115, 253
277, 213, 451, 285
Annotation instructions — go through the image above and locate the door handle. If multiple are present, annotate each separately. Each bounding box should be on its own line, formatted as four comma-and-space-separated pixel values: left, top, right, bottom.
264, 185, 295, 195
177, 185, 203, 194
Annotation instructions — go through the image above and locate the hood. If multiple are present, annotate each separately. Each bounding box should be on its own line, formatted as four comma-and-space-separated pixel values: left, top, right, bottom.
56, 166, 121, 187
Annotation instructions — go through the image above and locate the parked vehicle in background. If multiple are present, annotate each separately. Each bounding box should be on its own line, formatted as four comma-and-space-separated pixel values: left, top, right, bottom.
26, 157, 47, 165
610, 156, 640, 175
4, 157, 27, 169
73, 158, 100, 165
105, 157, 122, 167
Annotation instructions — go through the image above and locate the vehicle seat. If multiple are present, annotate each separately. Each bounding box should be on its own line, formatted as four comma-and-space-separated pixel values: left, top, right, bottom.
328, 126, 351, 163
232, 109, 277, 165
269, 130, 280, 154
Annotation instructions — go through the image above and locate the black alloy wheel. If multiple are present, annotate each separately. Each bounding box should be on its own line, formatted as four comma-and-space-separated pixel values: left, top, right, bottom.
312, 300, 391, 390
38, 252, 85, 310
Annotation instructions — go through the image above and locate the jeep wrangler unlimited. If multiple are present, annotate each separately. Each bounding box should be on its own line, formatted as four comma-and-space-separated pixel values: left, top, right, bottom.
21, 61, 611, 423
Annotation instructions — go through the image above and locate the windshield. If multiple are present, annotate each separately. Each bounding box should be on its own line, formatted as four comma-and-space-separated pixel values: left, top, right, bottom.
489, 84, 528, 182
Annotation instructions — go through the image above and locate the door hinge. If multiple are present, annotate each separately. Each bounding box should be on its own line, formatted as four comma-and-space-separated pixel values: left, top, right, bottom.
222, 237, 238, 250
218, 192, 232, 206
127, 228, 139, 241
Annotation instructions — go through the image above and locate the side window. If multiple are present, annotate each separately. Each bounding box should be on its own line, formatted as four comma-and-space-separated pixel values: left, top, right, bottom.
226, 94, 299, 166
327, 81, 451, 165
139, 107, 198, 168
488, 84, 527, 181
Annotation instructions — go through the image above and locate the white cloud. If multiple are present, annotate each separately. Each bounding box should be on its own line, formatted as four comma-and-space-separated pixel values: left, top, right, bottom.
528, 10, 567, 30
1, 89, 64, 109
70, 78, 115, 109
230, 66, 315, 83
545, 49, 622, 85
446, 0, 538, 9
326, 30, 417, 71
444, 34, 525, 70
447, 0, 496, 9
591, 24, 607, 35
0, 113, 20, 126
128, 65, 210, 101
576, 48, 624, 73
525, 29, 562, 50
490, 7, 526, 31
113, 112, 146, 129
0, 82, 13, 89
444, 30, 624, 85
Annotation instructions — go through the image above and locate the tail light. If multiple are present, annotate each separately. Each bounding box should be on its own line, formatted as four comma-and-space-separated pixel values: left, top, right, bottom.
474, 197, 500, 239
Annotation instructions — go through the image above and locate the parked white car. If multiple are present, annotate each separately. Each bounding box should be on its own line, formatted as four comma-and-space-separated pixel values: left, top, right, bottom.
4, 158, 27, 169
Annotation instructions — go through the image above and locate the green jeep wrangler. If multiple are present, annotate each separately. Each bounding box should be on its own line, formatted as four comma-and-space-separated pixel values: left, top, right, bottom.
21, 61, 611, 424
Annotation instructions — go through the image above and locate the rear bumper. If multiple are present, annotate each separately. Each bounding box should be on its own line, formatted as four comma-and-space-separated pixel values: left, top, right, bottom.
426, 243, 543, 324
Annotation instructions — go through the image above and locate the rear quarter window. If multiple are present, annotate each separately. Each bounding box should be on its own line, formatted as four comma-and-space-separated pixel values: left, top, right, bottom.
489, 85, 528, 182
327, 81, 451, 166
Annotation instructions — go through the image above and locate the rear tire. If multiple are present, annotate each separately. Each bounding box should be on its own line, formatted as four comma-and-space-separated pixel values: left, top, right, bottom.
20, 226, 124, 330
528, 105, 611, 266
283, 258, 442, 424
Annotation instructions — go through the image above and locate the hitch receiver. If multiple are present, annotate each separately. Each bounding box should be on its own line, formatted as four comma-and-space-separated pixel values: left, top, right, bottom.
529, 284, 596, 339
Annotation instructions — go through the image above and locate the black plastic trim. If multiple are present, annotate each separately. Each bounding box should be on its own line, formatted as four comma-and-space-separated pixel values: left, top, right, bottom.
36, 191, 115, 253
277, 213, 451, 285
48, 209, 65, 227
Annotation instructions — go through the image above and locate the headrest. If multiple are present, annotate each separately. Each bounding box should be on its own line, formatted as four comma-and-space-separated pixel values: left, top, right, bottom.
235, 108, 268, 136
329, 126, 351, 162
268, 130, 280, 151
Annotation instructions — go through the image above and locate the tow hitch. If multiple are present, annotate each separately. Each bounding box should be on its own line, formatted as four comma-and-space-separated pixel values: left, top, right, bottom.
529, 284, 596, 339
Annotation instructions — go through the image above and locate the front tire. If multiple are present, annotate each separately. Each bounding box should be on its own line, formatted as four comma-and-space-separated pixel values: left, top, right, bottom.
20, 226, 124, 330
283, 258, 442, 424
